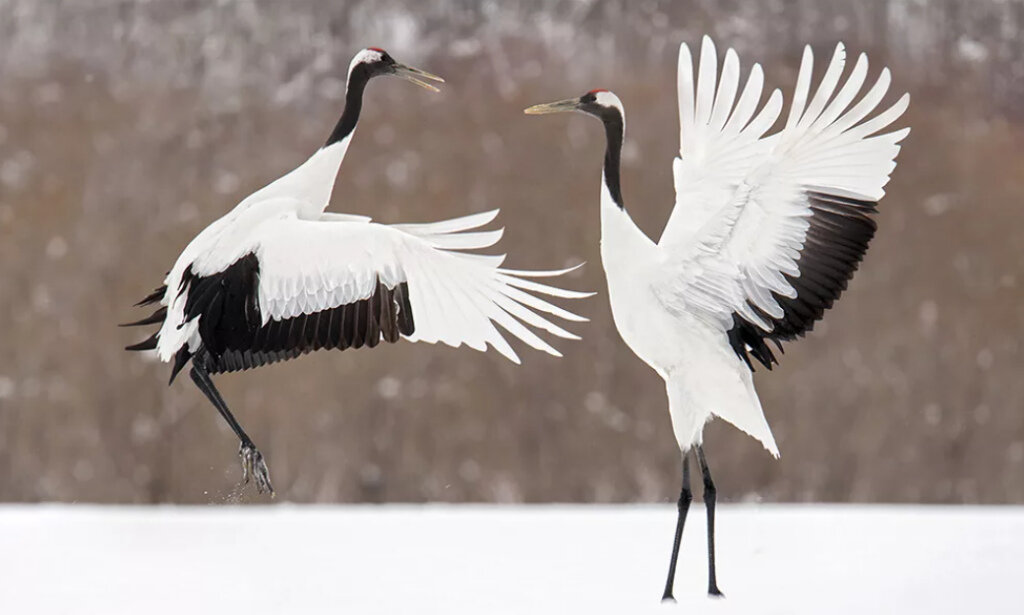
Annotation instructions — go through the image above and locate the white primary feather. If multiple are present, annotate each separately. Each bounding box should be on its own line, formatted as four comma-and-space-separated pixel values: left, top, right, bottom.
657, 36, 909, 333
157, 204, 590, 365
592, 37, 908, 456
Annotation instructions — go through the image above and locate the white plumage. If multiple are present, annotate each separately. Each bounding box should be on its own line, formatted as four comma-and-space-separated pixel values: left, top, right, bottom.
604, 37, 909, 455
154, 196, 588, 366
127, 47, 590, 496
662, 40, 909, 334
526, 35, 909, 600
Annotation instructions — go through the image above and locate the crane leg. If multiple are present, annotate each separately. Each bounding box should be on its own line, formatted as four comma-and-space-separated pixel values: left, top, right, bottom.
189, 361, 274, 495
661, 453, 692, 602
696, 445, 723, 597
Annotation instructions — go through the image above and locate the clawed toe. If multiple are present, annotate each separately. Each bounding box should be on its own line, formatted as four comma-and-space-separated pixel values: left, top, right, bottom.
238, 442, 274, 496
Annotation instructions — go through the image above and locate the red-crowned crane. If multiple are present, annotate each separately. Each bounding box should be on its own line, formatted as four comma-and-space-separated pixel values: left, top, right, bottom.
125, 48, 590, 496
525, 37, 909, 600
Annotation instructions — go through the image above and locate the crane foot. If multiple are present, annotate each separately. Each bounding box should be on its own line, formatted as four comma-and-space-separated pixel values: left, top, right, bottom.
239, 441, 274, 496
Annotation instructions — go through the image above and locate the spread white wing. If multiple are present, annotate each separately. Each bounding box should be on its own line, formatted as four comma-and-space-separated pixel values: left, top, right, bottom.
656, 36, 909, 363
239, 209, 590, 364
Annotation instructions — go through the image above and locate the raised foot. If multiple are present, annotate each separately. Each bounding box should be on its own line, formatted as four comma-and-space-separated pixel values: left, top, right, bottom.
239, 442, 274, 496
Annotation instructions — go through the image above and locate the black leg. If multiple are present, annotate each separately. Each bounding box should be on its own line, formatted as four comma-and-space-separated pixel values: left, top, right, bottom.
189, 361, 274, 495
662, 453, 692, 602
696, 445, 723, 597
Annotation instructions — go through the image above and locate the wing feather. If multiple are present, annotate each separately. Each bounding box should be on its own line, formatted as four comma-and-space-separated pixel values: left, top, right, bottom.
796, 43, 846, 132
785, 45, 814, 130
390, 209, 500, 235
499, 284, 590, 323
677, 41, 697, 161
233, 210, 588, 363
722, 63, 764, 137
694, 36, 719, 141
708, 48, 740, 133
497, 274, 594, 299
657, 38, 909, 369
416, 228, 504, 251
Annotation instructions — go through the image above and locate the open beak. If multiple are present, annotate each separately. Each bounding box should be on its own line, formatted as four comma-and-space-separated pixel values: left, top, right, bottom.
393, 63, 445, 92
524, 98, 581, 115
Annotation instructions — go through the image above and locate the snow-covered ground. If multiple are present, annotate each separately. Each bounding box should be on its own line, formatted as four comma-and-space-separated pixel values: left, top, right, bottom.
1, 504, 1021, 614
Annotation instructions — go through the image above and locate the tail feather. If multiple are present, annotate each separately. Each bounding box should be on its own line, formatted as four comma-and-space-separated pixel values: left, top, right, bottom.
134, 285, 167, 307
727, 373, 780, 458
666, 353, 779, 458
169, 347, 192, 385
120, 306, 168, 327
125, 331, 159, 351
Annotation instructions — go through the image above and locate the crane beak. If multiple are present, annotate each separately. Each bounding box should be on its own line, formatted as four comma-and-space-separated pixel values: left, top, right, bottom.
392, 63, 445, 92
523, 98, 581, 115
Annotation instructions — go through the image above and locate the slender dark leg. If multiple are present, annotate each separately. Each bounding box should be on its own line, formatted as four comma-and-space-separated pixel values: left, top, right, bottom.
661, 453, 692, 602
696, 445, 723, 597
190, 361, 274, 495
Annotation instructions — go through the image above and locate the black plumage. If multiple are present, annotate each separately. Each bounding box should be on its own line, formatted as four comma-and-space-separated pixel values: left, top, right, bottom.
126, 252, 416, 379
727, 190, 878, 370
198, 278, 414, 375
120, 306, 167, 328
124, 331, 159, 352
134, 284, 167, 307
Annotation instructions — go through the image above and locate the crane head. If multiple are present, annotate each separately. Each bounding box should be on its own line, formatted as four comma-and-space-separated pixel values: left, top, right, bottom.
524, 89, 624, 122
348, 48, 445, 92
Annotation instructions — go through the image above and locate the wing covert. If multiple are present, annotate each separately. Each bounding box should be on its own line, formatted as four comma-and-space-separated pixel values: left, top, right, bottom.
225, 209, 590, 367
657, 37, 909, 368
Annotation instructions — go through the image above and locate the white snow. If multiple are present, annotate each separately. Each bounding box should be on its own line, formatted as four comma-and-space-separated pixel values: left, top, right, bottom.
1, 504, 1021, 614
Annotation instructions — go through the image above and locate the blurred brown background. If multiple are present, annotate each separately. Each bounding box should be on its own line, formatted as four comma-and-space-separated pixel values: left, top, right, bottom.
0, 0, 1021, 504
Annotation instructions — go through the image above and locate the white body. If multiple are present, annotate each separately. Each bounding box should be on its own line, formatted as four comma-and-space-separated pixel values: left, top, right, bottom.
598, 39, 909, 456
600, 176, 775, 454
154, 111, 589, 366
155, 136, 355, 361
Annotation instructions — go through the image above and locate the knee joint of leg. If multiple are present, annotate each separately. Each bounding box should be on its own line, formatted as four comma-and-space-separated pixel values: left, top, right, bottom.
678, 488, 693, 508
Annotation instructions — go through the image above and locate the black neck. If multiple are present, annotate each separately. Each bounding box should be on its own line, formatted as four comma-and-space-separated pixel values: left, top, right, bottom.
325, 66, 372, 147
601, 112, 625, 209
